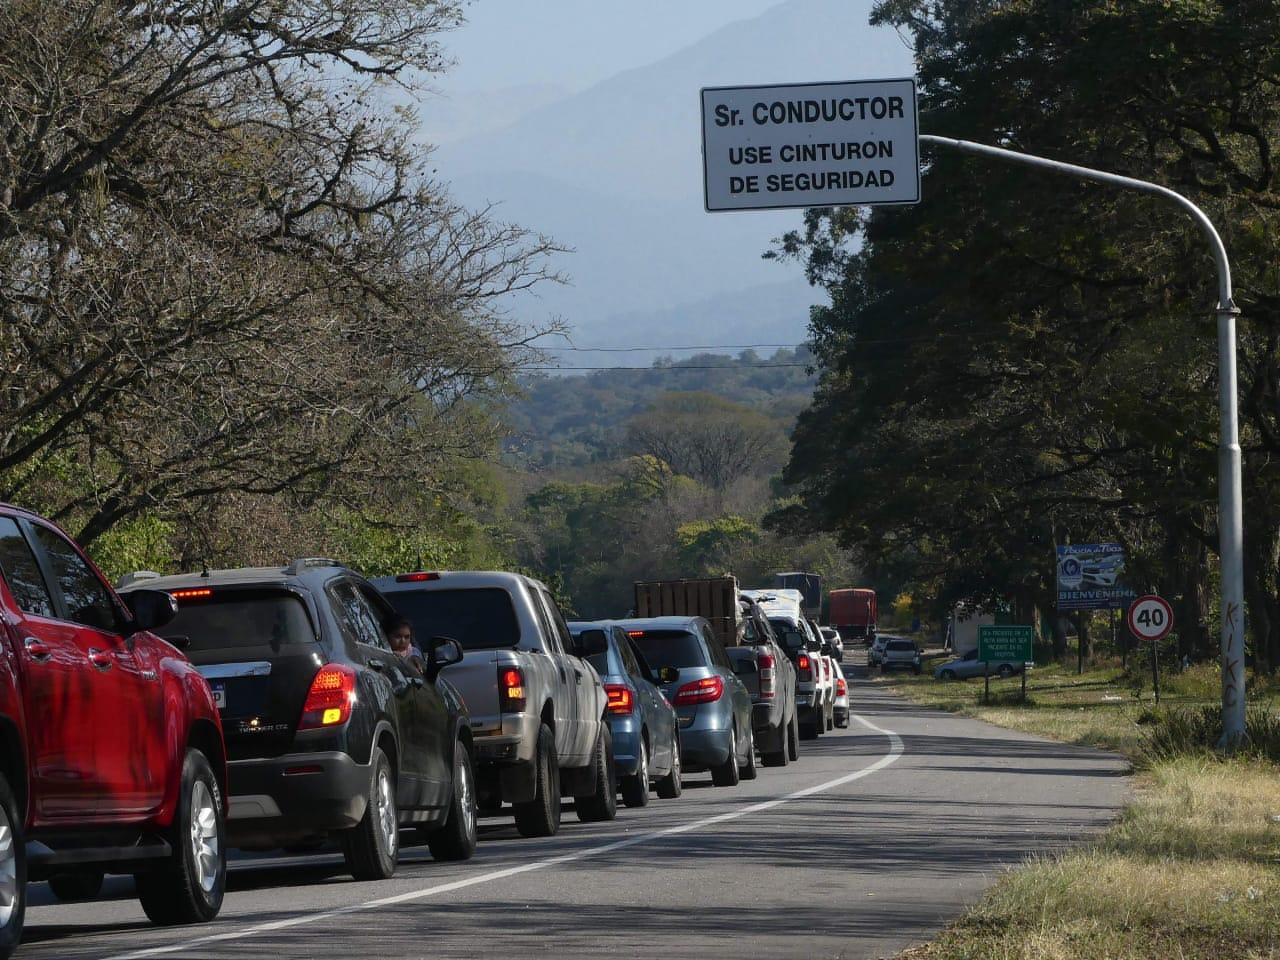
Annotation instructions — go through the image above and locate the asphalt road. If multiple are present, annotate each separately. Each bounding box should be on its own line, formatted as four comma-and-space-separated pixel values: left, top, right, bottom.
21, 658, 1130, 960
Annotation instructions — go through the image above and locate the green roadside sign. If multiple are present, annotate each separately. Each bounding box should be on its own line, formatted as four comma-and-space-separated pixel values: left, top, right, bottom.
978, 624, 1034, 664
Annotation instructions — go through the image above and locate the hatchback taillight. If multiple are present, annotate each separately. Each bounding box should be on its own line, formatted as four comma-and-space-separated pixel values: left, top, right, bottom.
798, 653, 812, 682
836, 677, 847, 696
298, 664, 357, 729
758, 652, 776, 699
674, 676, 724, 706
605, 683, 635, 716
499, 666, 527, 713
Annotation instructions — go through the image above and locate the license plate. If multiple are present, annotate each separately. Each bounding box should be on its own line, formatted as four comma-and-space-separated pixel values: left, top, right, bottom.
212, 684, 227, 710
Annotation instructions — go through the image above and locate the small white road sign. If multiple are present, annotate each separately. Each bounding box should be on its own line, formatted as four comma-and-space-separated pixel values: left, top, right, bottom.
1127, 595, 1174, 643
701, 78, 919, 212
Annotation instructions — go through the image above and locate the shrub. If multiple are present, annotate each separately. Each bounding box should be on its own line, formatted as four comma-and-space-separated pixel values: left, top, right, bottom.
1142, 705, 1280, 765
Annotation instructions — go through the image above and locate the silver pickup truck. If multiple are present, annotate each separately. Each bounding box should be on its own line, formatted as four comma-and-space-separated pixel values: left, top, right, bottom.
373, 571, 613, 838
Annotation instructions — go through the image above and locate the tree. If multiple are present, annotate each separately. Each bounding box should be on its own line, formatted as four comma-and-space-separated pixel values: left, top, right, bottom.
775, 0, 1280, 670
0, 0, 558, 545
626, 392, 785, 494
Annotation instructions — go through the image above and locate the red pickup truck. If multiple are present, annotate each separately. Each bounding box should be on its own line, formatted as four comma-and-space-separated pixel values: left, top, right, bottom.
0, 504, 228, 957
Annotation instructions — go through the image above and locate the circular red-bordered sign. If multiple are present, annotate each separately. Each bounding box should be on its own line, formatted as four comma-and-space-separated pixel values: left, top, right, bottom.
1127, 595, 1174, 643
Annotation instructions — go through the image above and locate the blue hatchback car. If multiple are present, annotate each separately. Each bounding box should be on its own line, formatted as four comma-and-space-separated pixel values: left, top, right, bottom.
569, 621, 682, 807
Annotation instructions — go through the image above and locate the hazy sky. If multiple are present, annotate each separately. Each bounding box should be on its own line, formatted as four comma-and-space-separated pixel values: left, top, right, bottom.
443, 0, 786, 93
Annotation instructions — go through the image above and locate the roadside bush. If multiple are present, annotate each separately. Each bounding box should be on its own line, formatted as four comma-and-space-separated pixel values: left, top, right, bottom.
1142, 705, 1280, 765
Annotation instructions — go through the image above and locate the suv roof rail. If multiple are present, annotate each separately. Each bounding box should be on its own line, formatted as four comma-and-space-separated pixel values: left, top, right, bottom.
284, 557, 343, 575
117, 570, 161, 590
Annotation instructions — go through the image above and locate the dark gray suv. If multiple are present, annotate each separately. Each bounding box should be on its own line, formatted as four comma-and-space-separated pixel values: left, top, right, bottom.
120, 559, 476, 880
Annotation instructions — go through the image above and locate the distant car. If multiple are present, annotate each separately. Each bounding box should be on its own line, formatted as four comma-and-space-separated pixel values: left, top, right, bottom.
126, 559, 476, 880
867, 634, 892, 667
832, 663, 849, 728
569, 621, 681, 807
880, 638, 922, 674
934, 648, 1026, 681
819, 626, 844, 662
617, 616, 755, 787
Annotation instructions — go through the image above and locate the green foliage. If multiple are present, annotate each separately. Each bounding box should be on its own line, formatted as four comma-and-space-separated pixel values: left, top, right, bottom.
88, 515, 178, 582
777, 0, 1280, 669
675, 516, 759, 571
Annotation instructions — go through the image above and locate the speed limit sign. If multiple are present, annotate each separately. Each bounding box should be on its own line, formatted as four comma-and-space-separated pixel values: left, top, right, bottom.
1127, 595, 1174, 643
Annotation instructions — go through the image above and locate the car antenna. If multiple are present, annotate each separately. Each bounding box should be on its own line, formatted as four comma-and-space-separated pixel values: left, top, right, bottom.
416, 549, 423, 571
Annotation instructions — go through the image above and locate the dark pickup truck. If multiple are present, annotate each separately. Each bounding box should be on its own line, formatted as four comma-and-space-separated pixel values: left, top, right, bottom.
724, 596, 799, 767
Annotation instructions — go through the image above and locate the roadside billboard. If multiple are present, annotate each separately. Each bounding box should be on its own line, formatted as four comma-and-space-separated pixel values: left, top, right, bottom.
1055, 543, 1136, 610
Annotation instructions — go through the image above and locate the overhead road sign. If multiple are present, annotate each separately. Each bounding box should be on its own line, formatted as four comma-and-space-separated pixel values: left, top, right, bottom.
701, 79, 919, 211
1127, 595, 1174, 643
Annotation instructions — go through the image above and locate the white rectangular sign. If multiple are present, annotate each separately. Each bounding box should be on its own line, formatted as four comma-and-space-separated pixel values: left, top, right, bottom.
701, 79, 919, 211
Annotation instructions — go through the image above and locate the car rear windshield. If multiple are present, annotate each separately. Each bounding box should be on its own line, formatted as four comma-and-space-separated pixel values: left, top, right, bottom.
157, 589, 316, 655
887, 640, 916, 652
390, 588, 520, 650
627, 630, 706, 670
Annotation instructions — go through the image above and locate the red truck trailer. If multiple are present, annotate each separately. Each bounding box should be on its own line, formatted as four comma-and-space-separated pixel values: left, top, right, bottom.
829, 588, 877, 642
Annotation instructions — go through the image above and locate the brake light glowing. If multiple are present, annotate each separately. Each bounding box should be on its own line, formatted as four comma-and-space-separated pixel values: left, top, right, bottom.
171, 588, 212, 601
604, 683, 635, 716
298, 664, 357, 729
499, 666, 526, 713
798, 653, 812, 681
396, 572, 441, 582
758, 652, 776, 699
674, 675, 724, 706
627, 630, 644, 637
836, 677, 847, 696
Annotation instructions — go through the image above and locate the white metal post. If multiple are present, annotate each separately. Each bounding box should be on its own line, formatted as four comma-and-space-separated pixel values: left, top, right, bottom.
918, 135, 1247, 746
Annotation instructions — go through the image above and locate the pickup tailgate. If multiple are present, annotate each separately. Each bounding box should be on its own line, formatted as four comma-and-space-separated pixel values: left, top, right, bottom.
725, 647, 760, 697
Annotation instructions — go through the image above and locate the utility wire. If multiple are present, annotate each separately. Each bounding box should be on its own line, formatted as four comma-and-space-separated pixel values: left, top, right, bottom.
526, 362, 813, 371
548, 342, 803, 353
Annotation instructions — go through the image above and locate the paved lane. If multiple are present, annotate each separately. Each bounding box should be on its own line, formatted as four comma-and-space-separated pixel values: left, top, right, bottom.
20, 668, 1129, 960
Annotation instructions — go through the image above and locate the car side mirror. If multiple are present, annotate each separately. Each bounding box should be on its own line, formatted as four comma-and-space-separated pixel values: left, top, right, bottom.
658, 665, 680, 684
573, 628, 609, 659
124, 589, 178, 635
428, 637, 464, 679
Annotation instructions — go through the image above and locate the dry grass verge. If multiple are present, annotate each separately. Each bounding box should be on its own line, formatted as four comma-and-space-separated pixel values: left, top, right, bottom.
882, 662, 1280, 959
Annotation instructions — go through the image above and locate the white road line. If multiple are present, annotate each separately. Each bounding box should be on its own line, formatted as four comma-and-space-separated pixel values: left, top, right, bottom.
103, 714, 903, 960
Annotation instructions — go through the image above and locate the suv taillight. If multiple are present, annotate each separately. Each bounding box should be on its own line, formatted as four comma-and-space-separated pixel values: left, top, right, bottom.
604, 683, 634, 716
499, 666, 527, 713
797, 653, 812, 682
758, 652, 776, 700
298, 664, 357, 730
674, 676, 724, 706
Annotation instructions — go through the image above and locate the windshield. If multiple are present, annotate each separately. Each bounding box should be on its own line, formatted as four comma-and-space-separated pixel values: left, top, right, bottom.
628, 630, 706, 670
157, 589, 316, 656
887, 640, 916, 652
390, 588, 520, 651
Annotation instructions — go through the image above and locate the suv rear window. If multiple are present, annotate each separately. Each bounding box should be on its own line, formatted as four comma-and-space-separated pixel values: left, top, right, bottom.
390, 588, 520, 650
628, 630, 706, 669
157, 589, 316, 655
887, 640, 916, 652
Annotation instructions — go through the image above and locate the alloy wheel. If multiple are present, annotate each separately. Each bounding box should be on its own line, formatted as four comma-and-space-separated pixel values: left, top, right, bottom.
190, 780, 220, 895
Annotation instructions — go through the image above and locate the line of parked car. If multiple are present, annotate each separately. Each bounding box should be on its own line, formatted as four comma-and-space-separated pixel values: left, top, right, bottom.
0, 504, 857, 958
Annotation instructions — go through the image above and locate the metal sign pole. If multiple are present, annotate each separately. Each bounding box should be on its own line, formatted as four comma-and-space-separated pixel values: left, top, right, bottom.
1152, 640, 1161, 704
920, 135, 1247, 746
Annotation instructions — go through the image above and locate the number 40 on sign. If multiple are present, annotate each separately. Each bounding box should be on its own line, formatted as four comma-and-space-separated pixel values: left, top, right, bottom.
1127, 595, 1174, 643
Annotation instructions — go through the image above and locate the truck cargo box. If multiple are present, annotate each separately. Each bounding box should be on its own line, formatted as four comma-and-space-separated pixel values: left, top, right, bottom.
829, 587, 877, 640
634, 576, 740, 648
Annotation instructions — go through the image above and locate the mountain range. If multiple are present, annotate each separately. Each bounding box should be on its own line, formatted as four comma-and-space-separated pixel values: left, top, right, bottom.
427, 0, 915, 362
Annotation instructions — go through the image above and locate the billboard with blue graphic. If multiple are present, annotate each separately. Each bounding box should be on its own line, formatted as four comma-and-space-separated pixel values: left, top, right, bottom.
1056, 543, 1136, 610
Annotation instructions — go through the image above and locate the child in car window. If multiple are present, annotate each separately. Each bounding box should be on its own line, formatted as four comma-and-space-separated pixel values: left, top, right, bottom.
388, 617, 424, 663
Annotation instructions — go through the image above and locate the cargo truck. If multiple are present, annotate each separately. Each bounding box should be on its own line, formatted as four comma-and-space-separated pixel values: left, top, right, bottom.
634, 576, 740, 648
828, 587, 877, 642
